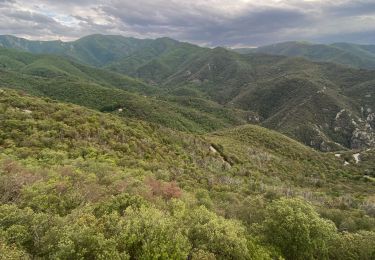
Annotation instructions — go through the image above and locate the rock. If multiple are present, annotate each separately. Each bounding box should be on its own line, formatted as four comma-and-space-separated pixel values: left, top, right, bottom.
353, 153, 360, 164
351, 122, 375, 149
209, 146, 218, 153
191, 79, 202, 84
248, 113, 261, 123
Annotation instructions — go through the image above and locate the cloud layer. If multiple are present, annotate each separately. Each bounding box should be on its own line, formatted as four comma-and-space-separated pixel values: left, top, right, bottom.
0, 0, 374, 46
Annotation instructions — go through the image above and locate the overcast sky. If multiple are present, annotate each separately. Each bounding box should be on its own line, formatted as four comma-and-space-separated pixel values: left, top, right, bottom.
0, 0, 374, 46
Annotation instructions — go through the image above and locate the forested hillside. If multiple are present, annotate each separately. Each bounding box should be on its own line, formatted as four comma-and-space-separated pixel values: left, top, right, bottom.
0, 89, 374, 259
1, 36, 375, 151
114, 44, 375, 151
235, 41, 375, 70
1, 0, 375, 256
0, 47, 251, 133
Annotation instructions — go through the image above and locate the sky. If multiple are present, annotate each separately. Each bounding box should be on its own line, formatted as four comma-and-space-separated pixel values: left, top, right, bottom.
0, 0, 374, 47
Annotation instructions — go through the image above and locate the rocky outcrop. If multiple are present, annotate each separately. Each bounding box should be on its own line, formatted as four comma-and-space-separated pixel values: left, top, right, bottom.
332, 107, 375, 150
295, 124, 344, 152
351, 114, 375, 149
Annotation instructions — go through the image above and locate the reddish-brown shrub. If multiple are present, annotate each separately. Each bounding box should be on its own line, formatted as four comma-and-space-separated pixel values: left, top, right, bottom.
145, 177, 182, 200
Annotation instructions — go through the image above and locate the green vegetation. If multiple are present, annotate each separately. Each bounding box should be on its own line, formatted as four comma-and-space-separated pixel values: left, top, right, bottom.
260, 198, 337, 260
119, 42, 375, 151
0, 89, 374, 259
0, 47, 250, 133
235, 41, 375, 70
1, 35, 374, 151
0, 34, 152, 67
0, 34, 374, 259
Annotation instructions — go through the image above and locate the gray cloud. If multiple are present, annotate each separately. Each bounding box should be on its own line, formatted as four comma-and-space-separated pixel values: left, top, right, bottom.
326, 0, 375, 16
312, 29, 375, 44
0, 0, 374, 46
0, 0, 14, 7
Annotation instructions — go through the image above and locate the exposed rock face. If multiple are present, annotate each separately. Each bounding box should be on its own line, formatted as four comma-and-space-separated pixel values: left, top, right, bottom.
332, 107, 375, 150
351, 124, 375, 149
294, 124, 344, 152
351, 107, 375, 149
353, 153, 360, 163
333, 109, 356, 147
301, 107, 375, 151
366, 110, 375, 129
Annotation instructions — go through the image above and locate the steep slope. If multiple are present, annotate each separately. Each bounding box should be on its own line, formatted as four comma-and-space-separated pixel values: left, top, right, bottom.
0, 89, 374, 258
239, 41, 375, 69
0, 46, 149, 92
231, 55, 375, 151
1, 88, 372, 203
106, 37, 206, 78
127, 45, 375, 151
0, 34, 212, 80
0, 34, 153, 66
0, 34, 199, 68
1, 35, 374, 151
0, 47, 250, 133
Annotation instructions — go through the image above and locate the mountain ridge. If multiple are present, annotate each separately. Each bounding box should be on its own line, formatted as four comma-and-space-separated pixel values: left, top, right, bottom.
0, 35, 374, 151
234, 41, 375, 69
0, 33, 375, 259
0, 46, 252, 133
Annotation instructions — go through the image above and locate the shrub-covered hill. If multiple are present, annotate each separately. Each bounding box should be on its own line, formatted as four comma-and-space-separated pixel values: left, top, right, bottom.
144, 47, 375, 151
0, 34, 154, 67
0, 89, 374, 259
0, 46, 150, 93
235, 41, 375, 70
0, 47, 251, 133
2, 35, 375, 151
0, 34, 202, 69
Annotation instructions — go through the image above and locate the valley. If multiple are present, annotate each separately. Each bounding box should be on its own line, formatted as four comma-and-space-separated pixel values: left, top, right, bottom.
0, 33, 374, 259
1, 35, 374, 151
